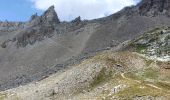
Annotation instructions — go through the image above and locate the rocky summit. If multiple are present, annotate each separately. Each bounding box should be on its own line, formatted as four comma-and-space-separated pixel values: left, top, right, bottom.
0, 0, 170, 100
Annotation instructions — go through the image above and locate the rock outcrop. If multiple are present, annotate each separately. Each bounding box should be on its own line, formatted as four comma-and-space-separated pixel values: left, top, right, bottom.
41, 5, 60, 25
15, 6, 60, 47
131, 27, 170, 61
71, 16, 81, 24
137, 0, 170, 16
28, 6, 60, 26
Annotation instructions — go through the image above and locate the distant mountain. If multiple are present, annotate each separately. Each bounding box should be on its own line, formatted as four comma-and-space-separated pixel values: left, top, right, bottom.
0, 0, 170, 91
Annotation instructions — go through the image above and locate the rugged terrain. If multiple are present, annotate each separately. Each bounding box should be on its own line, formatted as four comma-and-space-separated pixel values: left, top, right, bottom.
0, 27, 170, 100
0, 0, 170, 99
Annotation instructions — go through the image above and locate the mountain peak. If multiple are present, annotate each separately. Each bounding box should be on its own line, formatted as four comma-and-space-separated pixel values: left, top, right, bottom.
138, 0, 170, 16
29, 13, 39, 21
71, 16, 81, 24
41, 5, 60, 24
48, 5, 55, 10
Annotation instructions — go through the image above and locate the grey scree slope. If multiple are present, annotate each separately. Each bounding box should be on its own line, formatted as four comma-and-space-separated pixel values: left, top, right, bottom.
0, 0, 170, 90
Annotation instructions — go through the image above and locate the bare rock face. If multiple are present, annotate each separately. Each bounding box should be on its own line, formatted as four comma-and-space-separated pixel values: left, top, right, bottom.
30, 13, 39, 21
71, 16, 81, 24
28, 6, 60, 27
28, 13, 41, 26
138, 0, 170, 16
15, 6, 60, 47
41, 5, 60, 25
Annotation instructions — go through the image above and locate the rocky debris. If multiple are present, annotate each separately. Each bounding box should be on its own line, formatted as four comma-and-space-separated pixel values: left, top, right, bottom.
1, 0, 170, 94
15, 25, 55, 47
132, 27, 170, 61
110, 40, 120, 47
52, 62, 113, 97
1, 51, 169, 100
138, 0, 170, 16
0, 39, 12, 48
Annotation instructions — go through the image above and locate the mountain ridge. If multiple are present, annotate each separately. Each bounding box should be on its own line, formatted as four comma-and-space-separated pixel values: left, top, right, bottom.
0, 0, 170, 92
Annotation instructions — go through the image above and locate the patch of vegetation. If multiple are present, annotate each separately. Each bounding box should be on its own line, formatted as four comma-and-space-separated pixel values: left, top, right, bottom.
0, 93, 7, 100
135, 44, 148, 53
143, 68, 159, 79
115, 84, 163, 99
86, 52, 122, 90
162, 76, 170, 82
148, 36, 159, 43
156, 81, 170, 91
105, 57, 117, 66
165, 34, 170, 40
125, 67, 159, 82
90, 67, 113, 88
126, 72, 144, 81
145, 59, 153, 67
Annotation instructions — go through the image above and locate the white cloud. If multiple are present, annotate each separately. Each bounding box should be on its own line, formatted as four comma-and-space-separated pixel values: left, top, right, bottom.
30, 0, 139, 21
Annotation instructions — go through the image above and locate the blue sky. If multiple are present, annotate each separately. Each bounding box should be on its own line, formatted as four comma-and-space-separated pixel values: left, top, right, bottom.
0, 0, 140, 22
0, 0, 43, 21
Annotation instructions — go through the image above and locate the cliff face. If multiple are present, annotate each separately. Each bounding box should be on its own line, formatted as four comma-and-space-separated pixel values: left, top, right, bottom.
138, 0, 170, 16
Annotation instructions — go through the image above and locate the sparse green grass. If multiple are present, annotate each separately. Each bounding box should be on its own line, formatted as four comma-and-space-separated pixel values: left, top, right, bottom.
90, 67, 113, 88
145, 59, 153, 67
0, 93, 7, 100
126, 72, 144, 81
114, 71, 165, 99
126, 67, 159, 81
156, 81, 170, 91
135, 44, 147, 53
143, 68, 159, 79
115, 84, 163, 99
91, 68, 107, 87
90, 52, 124, 88
162, 76, 170, 82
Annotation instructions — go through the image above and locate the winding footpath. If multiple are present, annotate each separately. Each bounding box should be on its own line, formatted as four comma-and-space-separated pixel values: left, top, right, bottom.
121, 73, 162, 90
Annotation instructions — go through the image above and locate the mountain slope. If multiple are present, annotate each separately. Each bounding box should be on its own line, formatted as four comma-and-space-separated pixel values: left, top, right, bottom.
1, 43, 169, 100
0, 0, 170, 91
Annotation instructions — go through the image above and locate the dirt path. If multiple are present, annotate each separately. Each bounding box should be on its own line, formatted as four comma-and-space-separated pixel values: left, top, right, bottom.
121, 73, 141, 83
121, 73, 162, 90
